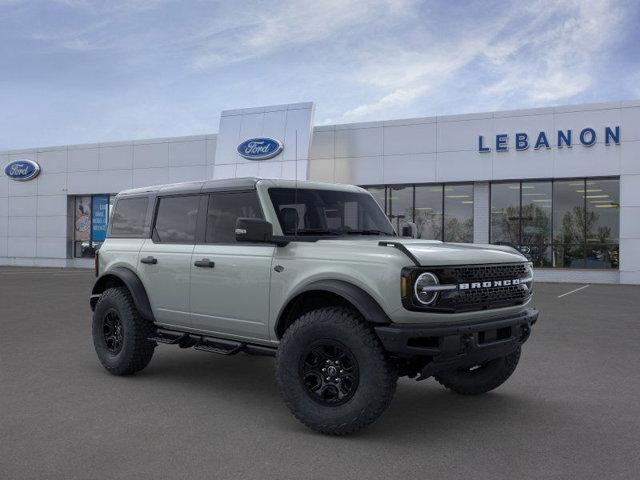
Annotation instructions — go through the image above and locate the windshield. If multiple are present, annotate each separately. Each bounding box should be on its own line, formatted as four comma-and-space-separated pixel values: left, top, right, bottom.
268, 188, 396, 237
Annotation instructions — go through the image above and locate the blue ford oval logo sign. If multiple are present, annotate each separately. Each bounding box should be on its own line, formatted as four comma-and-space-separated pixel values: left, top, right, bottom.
237, 137, 283, 160
4, 159, 41, 181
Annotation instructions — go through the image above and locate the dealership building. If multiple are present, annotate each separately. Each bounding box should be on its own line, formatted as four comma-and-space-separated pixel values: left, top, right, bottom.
1, 100, 639, 284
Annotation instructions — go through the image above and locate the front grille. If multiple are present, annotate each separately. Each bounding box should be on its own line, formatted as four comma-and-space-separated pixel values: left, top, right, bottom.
415, 263, 531, 313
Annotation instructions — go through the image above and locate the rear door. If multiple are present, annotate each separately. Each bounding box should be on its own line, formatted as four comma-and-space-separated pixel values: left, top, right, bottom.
137, 194, 203, 326
189, 191, 274, 341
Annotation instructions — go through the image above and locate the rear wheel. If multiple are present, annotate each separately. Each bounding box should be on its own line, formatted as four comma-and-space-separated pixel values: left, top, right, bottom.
434, 347, 521, 395
92, 287, 155, 375
275, 307, 397, 435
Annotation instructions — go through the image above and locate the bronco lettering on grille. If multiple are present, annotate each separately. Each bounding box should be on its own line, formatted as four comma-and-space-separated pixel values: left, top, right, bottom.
458, 278, 521, 290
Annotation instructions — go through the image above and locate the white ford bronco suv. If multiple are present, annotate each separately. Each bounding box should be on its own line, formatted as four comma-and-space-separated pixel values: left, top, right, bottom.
90, 178, 538, 435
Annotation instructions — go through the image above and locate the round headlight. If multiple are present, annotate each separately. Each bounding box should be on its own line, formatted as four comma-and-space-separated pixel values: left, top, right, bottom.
414, 272, 440, 305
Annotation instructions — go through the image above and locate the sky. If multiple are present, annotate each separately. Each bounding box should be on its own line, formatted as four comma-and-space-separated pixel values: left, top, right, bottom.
1, 0, 639, 150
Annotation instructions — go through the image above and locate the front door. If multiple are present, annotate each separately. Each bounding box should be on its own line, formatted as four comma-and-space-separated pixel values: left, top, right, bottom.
137, 194, 202, 326
189, 191, 274, 341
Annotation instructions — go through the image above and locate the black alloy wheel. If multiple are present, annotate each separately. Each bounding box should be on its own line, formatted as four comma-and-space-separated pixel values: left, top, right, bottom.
102, 308, 124, 354
300, 340, 359, 406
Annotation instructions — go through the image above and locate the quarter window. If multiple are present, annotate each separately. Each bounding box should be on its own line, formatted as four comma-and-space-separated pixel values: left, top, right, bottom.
110, 196, 148, 238
153, 195, 200, 243
205, 192, 263, 243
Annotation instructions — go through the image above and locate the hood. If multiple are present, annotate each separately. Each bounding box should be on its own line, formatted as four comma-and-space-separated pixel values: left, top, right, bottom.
321, 237, 527, 266
388, 239, 526, 266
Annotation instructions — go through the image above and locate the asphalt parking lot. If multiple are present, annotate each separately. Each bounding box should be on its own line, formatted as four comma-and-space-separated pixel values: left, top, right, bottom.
1, 268, 639, 480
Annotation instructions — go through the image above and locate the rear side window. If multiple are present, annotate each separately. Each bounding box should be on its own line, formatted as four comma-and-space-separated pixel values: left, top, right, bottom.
110, 197, 149, 237
205, 192, 263, 243
153, 195, 201, 244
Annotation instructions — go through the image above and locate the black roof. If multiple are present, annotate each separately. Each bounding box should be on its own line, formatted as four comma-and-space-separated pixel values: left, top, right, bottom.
118, 177, 259, 197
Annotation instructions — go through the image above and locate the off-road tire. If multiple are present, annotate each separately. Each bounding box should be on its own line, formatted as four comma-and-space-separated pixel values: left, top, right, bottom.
92, 287, 156, 375
275, 307, 397, 435
434, 347, 521, 395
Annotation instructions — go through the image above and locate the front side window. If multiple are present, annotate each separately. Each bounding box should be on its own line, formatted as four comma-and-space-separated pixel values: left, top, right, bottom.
153, 195, 200, 243
109, 196, 148, 238
269, 188, 395, 237
205, 192, 263, 243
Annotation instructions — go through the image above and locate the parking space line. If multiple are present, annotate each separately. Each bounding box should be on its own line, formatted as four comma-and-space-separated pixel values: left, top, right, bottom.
557, 285, 590, 298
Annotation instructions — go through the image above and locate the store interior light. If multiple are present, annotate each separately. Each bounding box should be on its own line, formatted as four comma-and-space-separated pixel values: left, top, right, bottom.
585, 195, 609, 199
594, 204, 619, 208
575, 189, 603, 193
532, 199, 552, 202
590, 200, 618, 204
445, 195, 470, 199
461, 201, 474, 204
522, 193, 548, 196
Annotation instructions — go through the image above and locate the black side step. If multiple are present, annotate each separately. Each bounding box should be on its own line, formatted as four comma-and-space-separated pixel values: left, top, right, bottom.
149, 328, 277, 357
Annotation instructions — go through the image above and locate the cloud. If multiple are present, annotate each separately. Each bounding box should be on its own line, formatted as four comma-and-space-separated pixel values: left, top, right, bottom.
334, 0, 626, 122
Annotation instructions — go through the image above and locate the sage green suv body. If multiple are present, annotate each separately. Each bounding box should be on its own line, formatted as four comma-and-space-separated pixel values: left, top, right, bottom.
90, 177, 538, 435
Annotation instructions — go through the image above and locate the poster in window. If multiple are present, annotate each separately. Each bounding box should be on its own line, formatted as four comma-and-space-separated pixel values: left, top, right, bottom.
91, 195, 109, 242
75, 196, 91, 241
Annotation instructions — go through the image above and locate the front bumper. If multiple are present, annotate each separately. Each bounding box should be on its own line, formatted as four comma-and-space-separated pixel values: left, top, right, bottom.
374, 308, 538, 378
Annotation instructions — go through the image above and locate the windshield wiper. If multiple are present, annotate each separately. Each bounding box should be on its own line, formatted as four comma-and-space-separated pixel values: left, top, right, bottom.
343, 230, 394, 236
290, 229, 342, 236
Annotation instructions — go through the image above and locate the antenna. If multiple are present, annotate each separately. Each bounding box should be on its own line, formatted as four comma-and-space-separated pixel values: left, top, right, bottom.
294, 129, 298, 236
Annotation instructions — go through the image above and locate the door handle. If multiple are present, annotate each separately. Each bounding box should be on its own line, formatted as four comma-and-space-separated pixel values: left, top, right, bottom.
194, 258, 215, 268
140, 256, 158, 265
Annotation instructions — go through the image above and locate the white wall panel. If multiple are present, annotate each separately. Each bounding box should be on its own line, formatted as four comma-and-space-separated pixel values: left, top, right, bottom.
335, 156, 383, 185
309, 130, 334, 159
8, 237, 36, 257
68, 147, 99, 171
335, 127, 382, 158
67, 171, 102, 195
37, 149, 67, 173
37, 215, 67, 237
8, 178, 37, 196
620, 106, 640, 142
134, 142, 169, 169
383, 123, 436, 155
36, 237, 67, 258
168, 165, 207, 183
0, 198, 7, 217
99, 144, 133, 170
0, 215, 7, 236
383, 153, 436, 184
8, 217, 36, 237
213, 164, 236, 179
132, 167, 170, 188
308, 159, 335, 182
37, 172, 67, 195
620, 140, 640, 175
437, 151, 492, 182
37, 195, 67, 217
169, 140, 206, 167
8, 196, 37, 217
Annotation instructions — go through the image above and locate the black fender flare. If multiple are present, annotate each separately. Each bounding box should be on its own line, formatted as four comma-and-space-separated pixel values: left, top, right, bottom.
275, 279, 391, 337
90, 266, 155, 322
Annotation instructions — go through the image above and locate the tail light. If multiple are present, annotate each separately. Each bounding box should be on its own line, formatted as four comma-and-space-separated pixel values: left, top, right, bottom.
94, 251, 99, 277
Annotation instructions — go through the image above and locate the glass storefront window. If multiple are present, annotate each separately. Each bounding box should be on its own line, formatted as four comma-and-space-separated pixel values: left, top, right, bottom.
444, 184, 473, 243
388, 185, 413, 234
521, 181, 552, 267
490, 182, 520, 246
414, 185, 442, 240
489, 177, 619, 269
74, 194, 115, 258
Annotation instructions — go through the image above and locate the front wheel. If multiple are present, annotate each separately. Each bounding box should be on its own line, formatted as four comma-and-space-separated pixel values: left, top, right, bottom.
434, 347, 521, 395
275, 307, 397, 435
92, 287, 156, 375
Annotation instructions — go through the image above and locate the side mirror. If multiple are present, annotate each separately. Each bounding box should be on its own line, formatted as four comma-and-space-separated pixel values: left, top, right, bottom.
401, 222, 417, 238
235, 218, 274, 243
